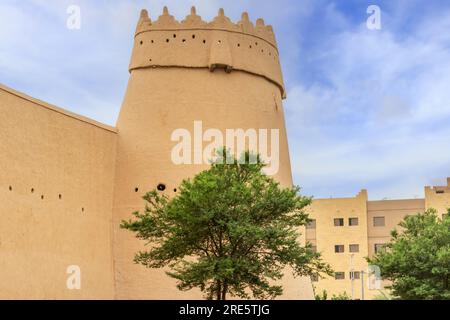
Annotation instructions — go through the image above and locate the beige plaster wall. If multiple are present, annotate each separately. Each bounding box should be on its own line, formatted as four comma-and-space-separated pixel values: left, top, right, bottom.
425, 179, 450, 217
367, 199, 425, 257
0, 85, 117, 299
307, 190, 369, 299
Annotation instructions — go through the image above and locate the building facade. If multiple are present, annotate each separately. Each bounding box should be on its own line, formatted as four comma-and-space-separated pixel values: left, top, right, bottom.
307, 178, 450, 299
0, 7, 313, 299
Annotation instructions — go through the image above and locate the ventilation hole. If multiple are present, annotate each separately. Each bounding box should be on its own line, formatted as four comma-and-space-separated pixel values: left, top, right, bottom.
173, 34, 176, 38
192, 34, 196, 39
140, 41, 143, 45
182, 39, 186, 42
135, 187, 139, 193
81, 207, 85, 213
218, 40, 222, 44
157, 183, 166, 191
9, 186, 12, 191
203, 39, 206, 44
149, 58, 152, 62
249, 45, 252, 49
41, 195, 44, 200
173, 188, 177, 193
255, 42, 258, 46
59, 194, 62, 199
151, 40, 154, 43
31, 188, 34, 193
166, 39, 169, 43
237, 43, 240, 47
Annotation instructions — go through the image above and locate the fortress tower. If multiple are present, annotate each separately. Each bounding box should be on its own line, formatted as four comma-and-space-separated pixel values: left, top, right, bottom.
0, 6, 313, 299
112, 7, 313, 299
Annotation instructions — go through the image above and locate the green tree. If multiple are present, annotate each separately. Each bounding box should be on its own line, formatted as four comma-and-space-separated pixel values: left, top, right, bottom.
368, 209, 450, 300
314, 290, 328, 300
121, 151, 332, 300
330, 292, 351, 300
314, 290, 351, 300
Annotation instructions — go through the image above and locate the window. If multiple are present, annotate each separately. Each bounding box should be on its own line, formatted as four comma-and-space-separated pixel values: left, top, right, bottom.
349, 217, 359, 226
436, 190, 445, 194
310, 274, 319, 282
349, 244, 359, 253
349, 271, 360, 280
335, 272, 345, 280
306, 219, 316, 229
334, 218, 344, 226
373, 216, 385, 227
335, 245, 345, 253
374, 243, 385, 254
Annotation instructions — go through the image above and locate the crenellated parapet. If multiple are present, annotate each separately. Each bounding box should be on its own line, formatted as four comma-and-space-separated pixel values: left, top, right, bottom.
135, 7, 277, 46
130, 7, 286, 98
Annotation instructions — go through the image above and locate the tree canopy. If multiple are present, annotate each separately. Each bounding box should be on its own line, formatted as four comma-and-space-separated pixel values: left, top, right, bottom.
121, 151, 332, 300
368, 209, 450, 300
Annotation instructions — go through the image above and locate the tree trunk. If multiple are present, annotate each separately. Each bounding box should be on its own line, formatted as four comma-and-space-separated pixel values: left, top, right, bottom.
222, 282, 228, 300
216, 280, 222, 300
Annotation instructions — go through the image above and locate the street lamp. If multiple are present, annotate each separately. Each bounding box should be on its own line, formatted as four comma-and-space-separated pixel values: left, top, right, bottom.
349, 253, 355, 300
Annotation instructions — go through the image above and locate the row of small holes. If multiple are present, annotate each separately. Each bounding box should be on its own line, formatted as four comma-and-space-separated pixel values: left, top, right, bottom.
237, 41, 277, 59
10, 186, 61, 199
36, 189, 61, 199
141, 37, 276, 60
8, 186, 84, 212
134, 184, 177, 193
140, 34, 205, 46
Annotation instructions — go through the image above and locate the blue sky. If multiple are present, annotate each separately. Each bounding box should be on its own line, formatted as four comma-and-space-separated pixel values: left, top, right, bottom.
1, 0, 449, 200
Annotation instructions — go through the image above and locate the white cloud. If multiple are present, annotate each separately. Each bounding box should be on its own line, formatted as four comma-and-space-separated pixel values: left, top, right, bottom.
286, 7, 450, 199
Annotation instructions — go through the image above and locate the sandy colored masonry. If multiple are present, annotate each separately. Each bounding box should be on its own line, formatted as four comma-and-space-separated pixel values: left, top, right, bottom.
0, 7, 314, 299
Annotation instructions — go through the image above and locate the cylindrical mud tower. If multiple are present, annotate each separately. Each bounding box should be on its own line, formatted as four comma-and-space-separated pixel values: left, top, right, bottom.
113, 7, 313, 299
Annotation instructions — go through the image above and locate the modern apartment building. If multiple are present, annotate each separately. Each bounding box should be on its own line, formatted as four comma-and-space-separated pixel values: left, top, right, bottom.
306, 178, 450, 300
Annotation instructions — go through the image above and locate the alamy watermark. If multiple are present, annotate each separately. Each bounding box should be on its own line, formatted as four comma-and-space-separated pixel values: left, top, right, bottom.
66, 265, 81, 290
171, 121, 280, 176
67, 5, 81, 30
367, 5, 382, 30
367, 264, 382, 290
